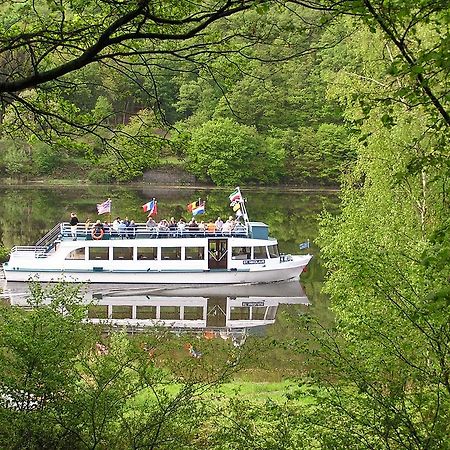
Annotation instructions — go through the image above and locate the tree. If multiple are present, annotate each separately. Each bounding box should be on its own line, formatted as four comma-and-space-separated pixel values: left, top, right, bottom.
182, 118, 283, 185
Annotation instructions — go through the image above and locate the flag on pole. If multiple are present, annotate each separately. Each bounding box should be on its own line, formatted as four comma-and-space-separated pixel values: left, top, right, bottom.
299, 240, 310, 250
97, 198, 111, 215
142, 199, 158, 216
186, 200, 198, 213
192, 202, 205, 216
229, 188, 242, 203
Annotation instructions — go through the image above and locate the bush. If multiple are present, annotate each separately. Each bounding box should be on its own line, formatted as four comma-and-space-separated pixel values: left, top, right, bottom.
0, 246, 10, 263
87, 168, 113, 183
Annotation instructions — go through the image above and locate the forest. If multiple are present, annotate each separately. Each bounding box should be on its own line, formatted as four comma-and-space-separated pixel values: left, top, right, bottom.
0, 0, 449, 449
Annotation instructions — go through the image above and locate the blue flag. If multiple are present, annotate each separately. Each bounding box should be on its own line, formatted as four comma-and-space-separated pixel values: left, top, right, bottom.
299, 240, 310, 250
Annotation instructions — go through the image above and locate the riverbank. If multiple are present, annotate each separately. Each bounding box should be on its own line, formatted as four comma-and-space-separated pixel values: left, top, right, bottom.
0, 178, 339, 193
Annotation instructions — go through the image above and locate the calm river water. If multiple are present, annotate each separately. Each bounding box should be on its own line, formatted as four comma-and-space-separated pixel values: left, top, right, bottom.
0, 185, 338, 377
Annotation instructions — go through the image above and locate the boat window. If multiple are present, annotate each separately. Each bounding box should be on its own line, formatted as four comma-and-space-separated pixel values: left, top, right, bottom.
113, 247, 133, 260
253, 246, 268, 259
137, 247, 157, 260
161, 247, 181, 260
185, 246, 205, 260
268, 244, 280, 258
184, 306, 204, 320
89, 247, 109, 260
231, 246, 251, 260
65, 247, 85, 260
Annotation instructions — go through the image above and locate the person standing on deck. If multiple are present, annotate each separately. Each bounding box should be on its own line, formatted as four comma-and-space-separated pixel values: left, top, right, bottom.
70, 212, 79, 240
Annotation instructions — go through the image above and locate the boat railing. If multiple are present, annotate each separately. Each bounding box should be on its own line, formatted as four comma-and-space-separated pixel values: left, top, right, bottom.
35, 223, 62, 247
59, 222, 250, 240
10, 246, 49, 258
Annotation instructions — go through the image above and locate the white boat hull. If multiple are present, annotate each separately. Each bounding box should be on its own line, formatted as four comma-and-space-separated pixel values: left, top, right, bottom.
4, 255, 310, 284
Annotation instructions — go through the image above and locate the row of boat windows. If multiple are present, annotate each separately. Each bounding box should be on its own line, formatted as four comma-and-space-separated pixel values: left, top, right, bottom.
66, 245, 280, 261
88, 305, 269, 321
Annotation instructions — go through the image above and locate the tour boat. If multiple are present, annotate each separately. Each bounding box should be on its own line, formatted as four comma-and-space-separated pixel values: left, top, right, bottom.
3, 221, 311, 284
3, 191, 312, 285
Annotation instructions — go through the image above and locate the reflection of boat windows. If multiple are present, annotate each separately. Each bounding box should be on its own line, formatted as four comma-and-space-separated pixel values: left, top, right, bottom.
231, 246, 251, 260
112, 305, 132, 319
185, 247, 205, 260
88, 305, 107, 319
268, 244, 280, 258
253, 246, 268, 259
252, 307, 267, 320
184, 306, 204, 320
137, 247, 157, 260
160, 306, 180, 320
113, 247, 133, 260
136, 306, 156, 319
161, 247, 181, 260
89, 247, 109, 260
65, 247, 85, 260
230, 306, 250, 320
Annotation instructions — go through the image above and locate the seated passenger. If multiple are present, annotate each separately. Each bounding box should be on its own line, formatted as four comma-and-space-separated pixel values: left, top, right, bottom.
198, 221, 206, 231
207, 222, 216, 233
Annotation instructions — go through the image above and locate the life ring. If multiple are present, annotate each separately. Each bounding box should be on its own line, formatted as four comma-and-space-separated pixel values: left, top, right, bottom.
91, 228, 104, 240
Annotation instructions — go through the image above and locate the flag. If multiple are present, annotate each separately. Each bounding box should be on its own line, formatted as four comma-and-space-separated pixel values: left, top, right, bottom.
142, 199, 158, 216
229, 188, 242, 203
232, 202, 241, 212
192, 202, 205, 216
299, 240, 310, 250
97, 198, 111, 215
186, 200, 199, 213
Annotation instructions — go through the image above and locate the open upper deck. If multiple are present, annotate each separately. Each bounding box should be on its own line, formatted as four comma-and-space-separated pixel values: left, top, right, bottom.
9, 221, 271, 255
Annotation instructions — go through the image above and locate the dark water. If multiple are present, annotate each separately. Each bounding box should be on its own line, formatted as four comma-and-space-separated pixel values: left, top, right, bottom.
0, 185, 338, 342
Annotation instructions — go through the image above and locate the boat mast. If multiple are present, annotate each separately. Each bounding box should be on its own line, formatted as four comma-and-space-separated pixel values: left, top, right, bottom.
235, 186, 250, 227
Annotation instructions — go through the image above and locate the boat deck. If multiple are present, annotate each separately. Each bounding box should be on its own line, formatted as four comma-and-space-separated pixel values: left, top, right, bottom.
62, 222, 250, 241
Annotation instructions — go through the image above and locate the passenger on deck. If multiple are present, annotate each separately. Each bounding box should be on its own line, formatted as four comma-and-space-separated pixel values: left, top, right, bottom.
215, 217, 223, 232
168, 217, 178, 235
222, 216, 235, 233
178, 218, 186, 234
69, 212, 79, 240
188, 218, 199, 232
198, 221, 206, 231
128, 220, 137, 238
146, 217, 157, 230
118, 220, 127, 237
112, 217, 121, 232
158, 219, 169, 232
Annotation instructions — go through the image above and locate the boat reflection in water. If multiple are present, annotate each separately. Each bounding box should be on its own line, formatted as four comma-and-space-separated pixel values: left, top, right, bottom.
5, 281, 309, 338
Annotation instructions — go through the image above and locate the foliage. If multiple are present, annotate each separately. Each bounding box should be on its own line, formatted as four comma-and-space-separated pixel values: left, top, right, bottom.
0, 282, 248, 449
0, 245, 9, 263
310, 11, 450, 447
183, 118, 283, 186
